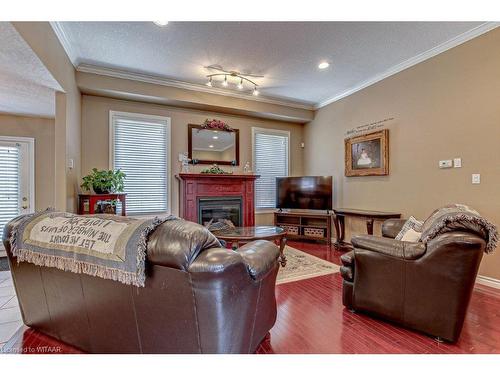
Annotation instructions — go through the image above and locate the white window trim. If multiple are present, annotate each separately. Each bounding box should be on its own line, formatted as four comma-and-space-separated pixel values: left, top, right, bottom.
251, 127, 290, 211
109, 111, 172, 215
0, 136, 35, 254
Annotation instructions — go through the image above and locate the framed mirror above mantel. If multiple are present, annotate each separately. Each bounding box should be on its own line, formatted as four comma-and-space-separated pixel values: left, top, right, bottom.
188, 123, 240, 165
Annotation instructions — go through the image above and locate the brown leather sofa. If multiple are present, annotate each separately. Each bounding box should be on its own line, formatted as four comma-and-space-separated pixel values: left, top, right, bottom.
340, 219, 486, 342
2, 216, 280, 353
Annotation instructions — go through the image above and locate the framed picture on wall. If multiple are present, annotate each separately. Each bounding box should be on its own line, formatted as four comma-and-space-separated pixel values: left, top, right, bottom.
345, 129, 389, 176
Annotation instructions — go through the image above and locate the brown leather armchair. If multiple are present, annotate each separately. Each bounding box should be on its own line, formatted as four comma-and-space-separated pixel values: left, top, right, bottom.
3, 216, 280, 353
341, 219, 486, 342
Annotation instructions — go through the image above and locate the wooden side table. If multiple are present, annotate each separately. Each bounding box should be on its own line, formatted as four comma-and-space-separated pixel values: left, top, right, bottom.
333, 208, 401, 250
78, 193, 127, 216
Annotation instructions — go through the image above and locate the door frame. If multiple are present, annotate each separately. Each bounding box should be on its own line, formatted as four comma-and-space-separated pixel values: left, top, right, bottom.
0, 136, 35, 255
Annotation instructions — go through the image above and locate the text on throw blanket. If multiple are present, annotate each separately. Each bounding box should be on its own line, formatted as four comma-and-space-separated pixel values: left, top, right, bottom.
29, 216, 128, 254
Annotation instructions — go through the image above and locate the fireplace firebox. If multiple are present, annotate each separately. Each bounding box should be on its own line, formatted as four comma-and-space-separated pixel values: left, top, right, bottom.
198, 197, 242, 227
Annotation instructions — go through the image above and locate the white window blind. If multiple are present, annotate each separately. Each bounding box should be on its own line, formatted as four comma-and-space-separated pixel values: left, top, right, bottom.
252, 128, 289, 209
0, 145, 20, 237
111, 112, 170, 216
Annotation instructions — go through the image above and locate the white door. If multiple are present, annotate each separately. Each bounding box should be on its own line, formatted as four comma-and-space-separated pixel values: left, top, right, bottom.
0, 136, 34, 254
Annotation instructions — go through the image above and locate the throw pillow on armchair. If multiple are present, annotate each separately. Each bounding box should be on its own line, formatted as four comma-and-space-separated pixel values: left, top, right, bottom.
395, 216, 423, 242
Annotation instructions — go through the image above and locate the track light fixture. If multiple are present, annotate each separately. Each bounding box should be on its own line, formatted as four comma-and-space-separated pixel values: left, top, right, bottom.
205, 65, 262, 96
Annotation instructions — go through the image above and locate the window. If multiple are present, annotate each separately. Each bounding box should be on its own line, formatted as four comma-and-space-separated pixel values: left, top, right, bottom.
252, 127, 290, 209
110, 111, 171, 216
0, 136, 34, 251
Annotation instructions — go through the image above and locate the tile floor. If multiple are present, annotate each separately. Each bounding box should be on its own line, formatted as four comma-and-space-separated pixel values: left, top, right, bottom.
0, 270, 22, 350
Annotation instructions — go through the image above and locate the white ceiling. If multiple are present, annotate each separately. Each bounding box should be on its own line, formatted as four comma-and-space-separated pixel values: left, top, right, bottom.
55, 21, 494, 107
192, 129, 235, 151
0, 22, 61, 118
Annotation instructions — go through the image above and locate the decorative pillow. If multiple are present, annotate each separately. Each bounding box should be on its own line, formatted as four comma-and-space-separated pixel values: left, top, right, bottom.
395, 216, 423, 241
400, 228, 422, 242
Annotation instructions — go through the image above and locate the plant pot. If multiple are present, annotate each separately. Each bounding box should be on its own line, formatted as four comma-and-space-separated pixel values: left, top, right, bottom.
93, 185, 111, 194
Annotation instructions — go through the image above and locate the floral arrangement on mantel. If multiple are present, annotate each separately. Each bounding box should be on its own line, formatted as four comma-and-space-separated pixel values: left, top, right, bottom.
200, 164, 233, 175
201, 119, 234, 132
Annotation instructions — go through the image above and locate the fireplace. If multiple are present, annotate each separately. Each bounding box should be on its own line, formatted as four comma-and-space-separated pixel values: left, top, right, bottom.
198, 197, 242, 226
177, 173, 259, 227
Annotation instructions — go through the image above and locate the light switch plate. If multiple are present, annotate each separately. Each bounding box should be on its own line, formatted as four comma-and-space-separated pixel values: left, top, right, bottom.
439, 160, 452, 168
67, 158, 74, 169
472, 174, 481, 184
453, 158, 462, 168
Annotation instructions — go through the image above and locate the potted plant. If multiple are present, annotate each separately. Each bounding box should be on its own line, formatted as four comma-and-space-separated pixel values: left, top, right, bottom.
81, 168, 126, 194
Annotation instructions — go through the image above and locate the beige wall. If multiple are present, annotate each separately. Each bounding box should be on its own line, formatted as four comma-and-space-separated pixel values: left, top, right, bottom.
12, 22, 82, 212
304, 28, 500, 279
0, 114, 55, 210
81, 95, 304, 223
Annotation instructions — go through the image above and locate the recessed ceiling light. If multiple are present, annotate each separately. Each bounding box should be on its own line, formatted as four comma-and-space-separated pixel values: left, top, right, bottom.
212, 136, 219, 139
318, 61, 330, 70
209, 145, 214, 148
153, 21, 169, 27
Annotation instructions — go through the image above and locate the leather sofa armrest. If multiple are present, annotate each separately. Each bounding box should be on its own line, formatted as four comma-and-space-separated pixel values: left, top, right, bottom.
352, 235, 426, 260
236, 240, 280, 281
340, 251, 354, 266
340, 251, 354, 282
147, 219, 221, 270
425, 231, 486, 256
381, 219, 407, 238
188, 247, 245, 274
188, 241, 279, 282
340, 266, 353, 281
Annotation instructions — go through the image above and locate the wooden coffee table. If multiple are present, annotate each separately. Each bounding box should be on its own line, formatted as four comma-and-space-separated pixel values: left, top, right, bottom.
214, 226, 287, 267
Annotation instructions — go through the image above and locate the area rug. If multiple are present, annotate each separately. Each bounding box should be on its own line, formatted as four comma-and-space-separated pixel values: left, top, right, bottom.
276, 246, 340, 285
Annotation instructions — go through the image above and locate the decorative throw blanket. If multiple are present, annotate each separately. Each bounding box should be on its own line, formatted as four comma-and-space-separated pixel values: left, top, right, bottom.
420, 204, 498, 253
10, 209, 176, 287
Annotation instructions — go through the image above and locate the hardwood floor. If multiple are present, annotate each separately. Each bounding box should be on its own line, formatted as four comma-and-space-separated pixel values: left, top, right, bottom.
2, 241, 500, 354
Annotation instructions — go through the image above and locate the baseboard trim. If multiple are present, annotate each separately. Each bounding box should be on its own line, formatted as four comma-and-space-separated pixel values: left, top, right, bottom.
476, 275, 500, 289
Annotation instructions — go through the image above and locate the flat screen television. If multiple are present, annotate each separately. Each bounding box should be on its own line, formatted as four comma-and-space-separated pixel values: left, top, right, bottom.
276, 176, 333, 210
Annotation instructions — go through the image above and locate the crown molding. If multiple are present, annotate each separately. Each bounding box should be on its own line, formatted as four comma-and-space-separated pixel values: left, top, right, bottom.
315, 22, 500, 109
50, 22, 79, 66
77, 64, 315, 111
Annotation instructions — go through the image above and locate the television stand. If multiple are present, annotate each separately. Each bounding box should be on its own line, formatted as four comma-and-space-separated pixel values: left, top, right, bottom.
274, 210, 332, 245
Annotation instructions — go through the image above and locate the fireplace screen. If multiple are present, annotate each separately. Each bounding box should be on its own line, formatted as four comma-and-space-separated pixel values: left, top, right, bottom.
198, 197, 242, 227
